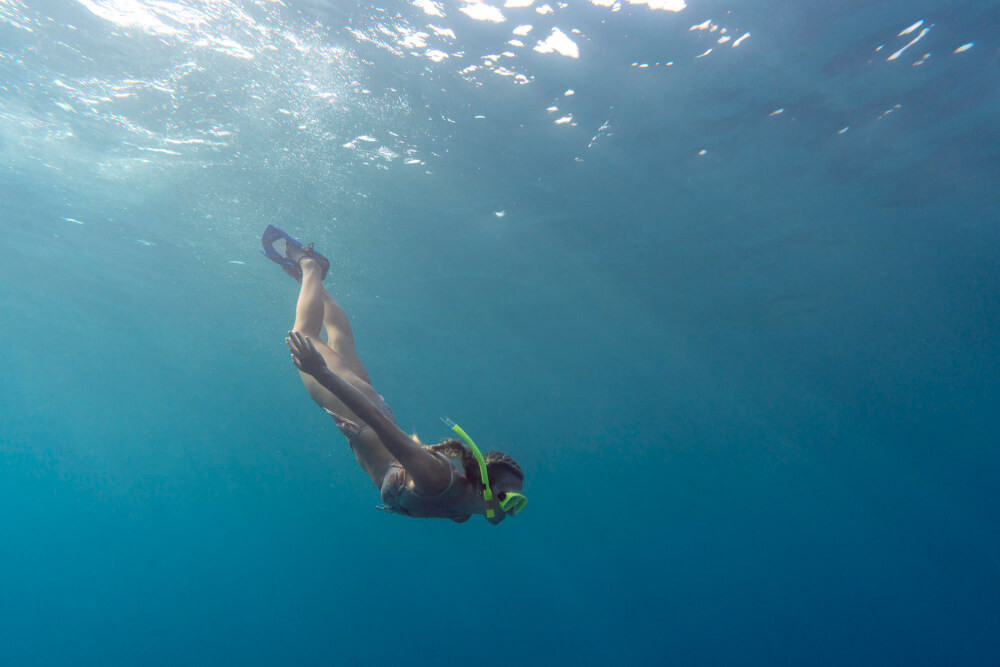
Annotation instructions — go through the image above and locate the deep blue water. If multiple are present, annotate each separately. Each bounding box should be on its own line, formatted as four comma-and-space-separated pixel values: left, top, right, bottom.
2, 1, 999, 664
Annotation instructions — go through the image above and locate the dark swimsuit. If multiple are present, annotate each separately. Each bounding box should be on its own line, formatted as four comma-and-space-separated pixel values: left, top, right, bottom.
379, 454, 470, 521
324, 401, 472, 522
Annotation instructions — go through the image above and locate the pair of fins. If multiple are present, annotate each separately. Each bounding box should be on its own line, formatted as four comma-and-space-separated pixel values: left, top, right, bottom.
260, 224, 329, 281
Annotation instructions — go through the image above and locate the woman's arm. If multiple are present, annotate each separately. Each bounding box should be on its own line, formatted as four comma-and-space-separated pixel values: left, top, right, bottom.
286, 331, 452, 495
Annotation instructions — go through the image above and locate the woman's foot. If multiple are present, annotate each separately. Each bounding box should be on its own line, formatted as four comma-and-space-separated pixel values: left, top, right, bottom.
286, 242, 330, 281
261, 226, 331, 282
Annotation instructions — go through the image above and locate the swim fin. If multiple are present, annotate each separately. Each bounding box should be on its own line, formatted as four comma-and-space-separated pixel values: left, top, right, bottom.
260, 225, 329, 281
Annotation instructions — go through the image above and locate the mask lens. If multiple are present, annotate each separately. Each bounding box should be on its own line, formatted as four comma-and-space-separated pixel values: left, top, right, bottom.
500, 492, 527, 515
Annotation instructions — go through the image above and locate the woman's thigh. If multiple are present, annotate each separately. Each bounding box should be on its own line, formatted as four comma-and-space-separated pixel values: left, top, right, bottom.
298, 338, 380, 419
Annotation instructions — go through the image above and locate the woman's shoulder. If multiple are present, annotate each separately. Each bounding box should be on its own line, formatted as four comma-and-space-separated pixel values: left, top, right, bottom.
429, 450, 468, 486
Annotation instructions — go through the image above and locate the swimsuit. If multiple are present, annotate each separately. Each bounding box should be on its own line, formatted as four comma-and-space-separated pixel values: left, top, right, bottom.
378, 453, 471, 521
324, 399, 471, 522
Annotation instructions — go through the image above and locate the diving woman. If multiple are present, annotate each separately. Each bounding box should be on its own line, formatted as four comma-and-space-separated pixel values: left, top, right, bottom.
262, 225, 527, 524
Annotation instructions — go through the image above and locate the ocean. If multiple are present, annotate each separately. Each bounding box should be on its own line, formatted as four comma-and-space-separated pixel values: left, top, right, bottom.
1, 0, 998, 664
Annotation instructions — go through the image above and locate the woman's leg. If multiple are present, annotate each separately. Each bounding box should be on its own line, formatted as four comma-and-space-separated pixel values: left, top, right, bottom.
291, 258, 394, 486
320, 290, 371, 383
293, 257, 371, 385
293, 258, 326, 339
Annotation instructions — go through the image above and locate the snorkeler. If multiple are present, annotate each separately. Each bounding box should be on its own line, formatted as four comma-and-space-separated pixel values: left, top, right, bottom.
261, 226, 527, 524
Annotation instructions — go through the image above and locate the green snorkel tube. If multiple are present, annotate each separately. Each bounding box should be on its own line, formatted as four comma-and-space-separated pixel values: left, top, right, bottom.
442, 418, 527, 520
442, 417, 495, 518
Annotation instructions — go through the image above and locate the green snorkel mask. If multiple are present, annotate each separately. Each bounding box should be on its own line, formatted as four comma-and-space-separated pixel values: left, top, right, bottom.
442, 418, 528, 520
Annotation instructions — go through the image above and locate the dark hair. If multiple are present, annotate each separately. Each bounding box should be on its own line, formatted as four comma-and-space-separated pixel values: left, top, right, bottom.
424, 439, 523, 491
485, 450, 523, 490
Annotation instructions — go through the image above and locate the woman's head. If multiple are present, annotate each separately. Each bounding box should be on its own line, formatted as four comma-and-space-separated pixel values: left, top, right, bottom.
484, 450, 523, 495
485, 450, 524, 524
427, 440, 525, 523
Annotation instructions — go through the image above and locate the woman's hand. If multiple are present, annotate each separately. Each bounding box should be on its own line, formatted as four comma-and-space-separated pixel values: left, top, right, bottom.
286, 331, 328, 378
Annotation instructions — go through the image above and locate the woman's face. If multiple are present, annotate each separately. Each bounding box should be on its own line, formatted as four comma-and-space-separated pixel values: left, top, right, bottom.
493, 469, 523, 497
488, 472, 524, 524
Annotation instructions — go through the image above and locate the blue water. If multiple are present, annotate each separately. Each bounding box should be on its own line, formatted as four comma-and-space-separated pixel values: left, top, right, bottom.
2, 1, 999, 664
